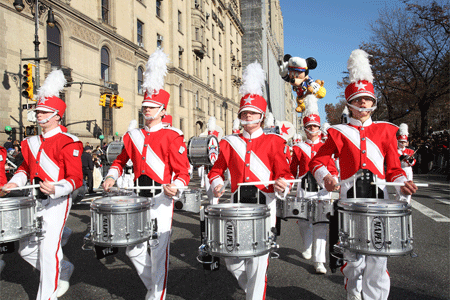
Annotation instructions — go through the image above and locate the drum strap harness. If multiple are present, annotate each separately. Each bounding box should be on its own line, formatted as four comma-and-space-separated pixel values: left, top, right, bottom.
136, 175, 162, 197
233, 185, 266, 204
301, 171, 320, 192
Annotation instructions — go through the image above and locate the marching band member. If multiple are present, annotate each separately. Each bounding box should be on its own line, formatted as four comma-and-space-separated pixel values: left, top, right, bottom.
397, 123, 416, 203
290, 95, 338, 274
232, 118, 241, 134
208, 61, 293, 300
102, 48, 190, 300
0, 145, 7, 275
309, 49, 417, 300
2, 70, 83, 300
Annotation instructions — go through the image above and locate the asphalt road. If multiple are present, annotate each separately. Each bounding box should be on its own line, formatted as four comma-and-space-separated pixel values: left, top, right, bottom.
0, 173, 448, 300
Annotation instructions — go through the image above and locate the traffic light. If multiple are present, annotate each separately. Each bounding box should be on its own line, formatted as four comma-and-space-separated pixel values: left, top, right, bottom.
99, 94, 107, 107
93, 123, 102, 139
25, 125, 36, 137
109, 95, 117, 108
22, 63, 34, 100
116, 95, 124, 108
86, 121, 91, 132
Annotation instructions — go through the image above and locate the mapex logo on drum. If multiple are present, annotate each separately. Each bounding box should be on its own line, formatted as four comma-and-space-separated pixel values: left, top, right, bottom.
102, 215, 110, 242
225, 220, 236, 252
371, 217, 385, 250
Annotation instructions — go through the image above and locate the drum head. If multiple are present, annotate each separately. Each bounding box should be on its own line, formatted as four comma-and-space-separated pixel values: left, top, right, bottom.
206, 203, 270, 217
0, 197, 35, 210
91, 196, 150, 212
338, 198, 410, 212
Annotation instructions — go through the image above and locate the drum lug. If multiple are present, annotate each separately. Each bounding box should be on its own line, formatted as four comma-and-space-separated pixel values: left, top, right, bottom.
82, 233, 94, 251
35, 216, 45, 238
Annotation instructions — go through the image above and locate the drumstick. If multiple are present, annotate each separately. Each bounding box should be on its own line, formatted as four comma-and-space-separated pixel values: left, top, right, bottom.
219, 180, 229, 193
371, 182, 429, 187
237, 178, 303, 186
4, 182, 62, 191
123, 185, 189, 190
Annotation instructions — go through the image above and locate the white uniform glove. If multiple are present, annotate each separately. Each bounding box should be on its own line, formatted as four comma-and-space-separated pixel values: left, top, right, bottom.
310, 81, 320, 94
279, 61, 289, 78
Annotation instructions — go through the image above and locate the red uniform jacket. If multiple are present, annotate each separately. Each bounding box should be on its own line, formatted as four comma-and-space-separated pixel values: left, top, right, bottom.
398, 147, 416, 167
16, 130, 83, 191
0, 146, 7, 186
291, 139, 338, 179
208, 128, 294, 193
110, 124, 190, 186
309, 118, 406, 183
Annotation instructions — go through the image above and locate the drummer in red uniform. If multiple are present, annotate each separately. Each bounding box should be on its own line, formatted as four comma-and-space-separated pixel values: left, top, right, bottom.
208, 61, 293, 300
290, 94, 338, 274
309, 49, 417, 300
102, 48, 190, 300
2, 70, 83, 300
397, 123, 416, 203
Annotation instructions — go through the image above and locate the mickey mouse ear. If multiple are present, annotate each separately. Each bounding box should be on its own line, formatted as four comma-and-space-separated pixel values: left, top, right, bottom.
283, 54, 292, 62
306, 57, 317, 70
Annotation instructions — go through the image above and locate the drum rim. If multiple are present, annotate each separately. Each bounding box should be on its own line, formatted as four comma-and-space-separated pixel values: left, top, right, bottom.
206, 203, 270, 216
0, 197, 35, 209
338, 198, 410, 210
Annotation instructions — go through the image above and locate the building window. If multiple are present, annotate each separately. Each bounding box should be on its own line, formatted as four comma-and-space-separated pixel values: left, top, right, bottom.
230, 21, 233, 36
157, 34, 163, 48
138, 66, 144, 94
102, 105, 113, 136
179, 84, 183, 106
213, 74, 216, 90
195, 28, 200, 41
47, 24, 61, 67
180, 118, 184, 132
178, 47, 183, 69
207, 67, 210, 85
213, 101, 216, 117
178, 10, 182, 32
220, 79, 222, 95
212, 48, 215, 65
208, 97, 210, 115
212, 24, 215, 39
206, 39, 209, 56
218, 31, 221, 46
219, 54, 222, 70
156, 0, 162, 18
230, 40, 233, 54
220, 105, 223, 120
195, 91, 199, 108
137, 20, 144, 46
102, 0, 109, 23
101, 47, 110, 82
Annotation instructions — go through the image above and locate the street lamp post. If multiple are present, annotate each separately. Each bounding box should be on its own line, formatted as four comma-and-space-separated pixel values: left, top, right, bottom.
13, 0, 55, 92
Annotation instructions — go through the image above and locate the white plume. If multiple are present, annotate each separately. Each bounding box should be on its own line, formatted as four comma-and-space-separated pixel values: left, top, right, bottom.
128, 120, 138, 132
208, 116, 216, 131
303, 94, 319, 118
399, 123, 409, 136
233, 118, 240, 131
342, 106, 349, 115
142, 48, 169, 97
322, 122, 331, 133
36, 69, 66, 99
265, 112, 274, 127
347, 49, 374, 83
239, 61, 265, 96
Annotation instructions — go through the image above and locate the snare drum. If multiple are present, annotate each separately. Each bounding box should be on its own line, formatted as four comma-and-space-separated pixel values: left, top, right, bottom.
205, 203, 273, 258
276, 196, 309, 220
337, 198, 413, 256
174, 189, 201, 213
0, 197, 37, 243
90, 196, 154, 247
187, 136, 219, 166
311, 199, 334, 224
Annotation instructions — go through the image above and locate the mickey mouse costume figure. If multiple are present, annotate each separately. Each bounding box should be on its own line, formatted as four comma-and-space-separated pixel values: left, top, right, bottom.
279, 54, 326, 112
309, 49, 418, 300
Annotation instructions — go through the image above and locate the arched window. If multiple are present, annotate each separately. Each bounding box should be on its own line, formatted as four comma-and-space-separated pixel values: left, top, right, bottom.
138, 66, 144, 94
47, 24, 61, 67
101, 47, 110, 81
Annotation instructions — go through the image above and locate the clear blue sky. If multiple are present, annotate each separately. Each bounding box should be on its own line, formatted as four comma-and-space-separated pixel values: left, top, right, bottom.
279, 0, 402, 123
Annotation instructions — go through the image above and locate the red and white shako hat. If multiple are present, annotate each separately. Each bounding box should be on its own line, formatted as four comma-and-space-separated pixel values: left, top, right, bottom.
238, 61, 267, 116
398, 123, 409, 141
345, 49, 376, 103
35, 69, 67, 118
302, 94, 320, 127
142, 48, 170, 108
208, 117, 220, 138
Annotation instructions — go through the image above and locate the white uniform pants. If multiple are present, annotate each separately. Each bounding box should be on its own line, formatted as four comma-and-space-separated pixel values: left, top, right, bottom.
126, 193, 173, 300
19, 195, 72, 300
341, 253, 390, 300
224, 198, 276, 299
297, 220, 327, 263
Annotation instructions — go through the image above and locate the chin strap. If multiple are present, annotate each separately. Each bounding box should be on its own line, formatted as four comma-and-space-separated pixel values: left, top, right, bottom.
37, 110, 58, 124
240, 113, 264, 125
304, 128, 321, 136
143, 106, 164, 120
347, 103, 377, 112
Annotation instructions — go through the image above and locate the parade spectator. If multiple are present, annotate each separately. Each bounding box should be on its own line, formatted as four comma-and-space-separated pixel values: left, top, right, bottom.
82, 146, 94, 194
3, 137, 12, 149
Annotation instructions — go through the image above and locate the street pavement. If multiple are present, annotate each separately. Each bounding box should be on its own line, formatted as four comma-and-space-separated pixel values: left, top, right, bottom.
0, 173, 448, 299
